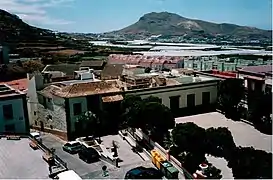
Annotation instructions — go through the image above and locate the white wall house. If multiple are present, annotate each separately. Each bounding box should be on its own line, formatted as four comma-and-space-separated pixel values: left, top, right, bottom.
126, 79, 218, 110
0, 84, 29, 134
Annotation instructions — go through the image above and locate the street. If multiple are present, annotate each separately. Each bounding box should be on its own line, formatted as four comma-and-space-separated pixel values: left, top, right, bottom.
40, 133, 109, 177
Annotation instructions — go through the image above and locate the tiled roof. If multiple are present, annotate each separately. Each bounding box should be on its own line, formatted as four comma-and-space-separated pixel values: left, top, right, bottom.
80, 60, 105, 68
43, 64, 80, 76
0, 78, 28, 91
102, 95, 123, 102
239, 65, 272, 75
101, 64, 124, 79
41, 80, 122, 98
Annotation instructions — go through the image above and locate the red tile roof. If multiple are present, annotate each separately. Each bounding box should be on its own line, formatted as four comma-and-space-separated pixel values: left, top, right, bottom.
0, 78, 28, 91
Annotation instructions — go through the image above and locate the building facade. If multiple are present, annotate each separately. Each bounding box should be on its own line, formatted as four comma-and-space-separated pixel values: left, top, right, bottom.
0, 84, 29, 135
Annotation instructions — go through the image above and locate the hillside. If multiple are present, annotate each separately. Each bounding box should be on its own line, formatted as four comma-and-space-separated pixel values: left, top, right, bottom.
0, 9, 57, 43
110, 12, 272, 39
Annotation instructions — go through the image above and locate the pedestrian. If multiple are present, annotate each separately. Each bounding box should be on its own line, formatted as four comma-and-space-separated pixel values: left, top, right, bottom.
102, 165, 109, 177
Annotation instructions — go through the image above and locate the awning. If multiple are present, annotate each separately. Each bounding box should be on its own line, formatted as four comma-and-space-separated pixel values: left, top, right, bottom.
102, 95, 123, 102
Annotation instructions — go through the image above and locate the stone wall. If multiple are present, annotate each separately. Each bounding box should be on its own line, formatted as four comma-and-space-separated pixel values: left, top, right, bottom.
36, 101, 67, 132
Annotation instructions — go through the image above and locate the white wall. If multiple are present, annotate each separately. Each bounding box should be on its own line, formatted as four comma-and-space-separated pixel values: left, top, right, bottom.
0, 98, 26, 133
27, 73, 38, 125
127, 81, 218, 109
68, 97, 88, 132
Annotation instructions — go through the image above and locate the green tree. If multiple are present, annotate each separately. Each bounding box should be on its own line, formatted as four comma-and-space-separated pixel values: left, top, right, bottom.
228, 146, 272, 179
179, 152, 206, 174
22, 60, 44, 73
172, 122, 206, 153
204, 165, 222, 179
248, 91, 272, 134
205, 127, 236, 158
120, 95, 143, 129
76, 111, 100, 139
140, 102, 175, 141
217, 79, 245, 120
143, 96, 162, 104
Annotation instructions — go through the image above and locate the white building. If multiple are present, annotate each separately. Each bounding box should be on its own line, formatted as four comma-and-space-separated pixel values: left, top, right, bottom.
0, 84, 29, 135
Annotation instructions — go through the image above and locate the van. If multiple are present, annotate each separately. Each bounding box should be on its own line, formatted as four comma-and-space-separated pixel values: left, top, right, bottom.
55, 170, 82, 180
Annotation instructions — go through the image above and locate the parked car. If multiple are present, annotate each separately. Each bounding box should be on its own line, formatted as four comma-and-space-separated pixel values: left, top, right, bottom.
30, 132, 42, 142
62, 141, 83, 154
125, 166, 163, 179
78, 147, 100, 163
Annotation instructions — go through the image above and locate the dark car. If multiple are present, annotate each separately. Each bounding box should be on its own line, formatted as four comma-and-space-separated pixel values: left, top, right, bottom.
78, 147, 100, 163
62, 141, 83, 154
125, 166, 163, 179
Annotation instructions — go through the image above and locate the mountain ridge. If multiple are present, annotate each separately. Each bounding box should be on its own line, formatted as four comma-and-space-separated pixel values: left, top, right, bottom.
0, 9, 56, 43
108, 12, 272, 39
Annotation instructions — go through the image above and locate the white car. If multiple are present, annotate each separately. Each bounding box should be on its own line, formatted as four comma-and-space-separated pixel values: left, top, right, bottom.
55, 170, 82, 180
30, 132, 42, 142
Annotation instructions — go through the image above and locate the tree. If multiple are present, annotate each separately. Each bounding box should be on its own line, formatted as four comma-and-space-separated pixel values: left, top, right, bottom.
205, 127, 236, 158
76, 111, 100, 139
204, 165, 222, 179
217, 79, 245, 120
120, 95, 143, 129
140, 102, 175, 142
228, 146, 272, 179
120, 95, 174, 142
179, 152, 206, 174
22, 60, 44, 73
143, 96, 162, 104
248, 91, 272, 134
172, 123, 206, 153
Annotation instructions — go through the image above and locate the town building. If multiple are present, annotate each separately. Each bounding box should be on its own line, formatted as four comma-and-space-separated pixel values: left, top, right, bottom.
0, 84, 29, 135
237, 65, 272, 92
108, 54, 184, 70
30, 65, 219, 140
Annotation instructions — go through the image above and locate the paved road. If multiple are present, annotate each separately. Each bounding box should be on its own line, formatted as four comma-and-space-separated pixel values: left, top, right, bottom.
40, 133, 109, 177
101, 135, 144, 166
82, 161, 155, 179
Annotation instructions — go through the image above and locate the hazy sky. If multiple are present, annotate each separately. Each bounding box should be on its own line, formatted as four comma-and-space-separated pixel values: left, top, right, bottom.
0, 0, 272, 33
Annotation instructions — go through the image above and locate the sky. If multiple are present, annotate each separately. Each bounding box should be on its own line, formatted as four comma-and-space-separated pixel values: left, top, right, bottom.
0, 0, 272, 33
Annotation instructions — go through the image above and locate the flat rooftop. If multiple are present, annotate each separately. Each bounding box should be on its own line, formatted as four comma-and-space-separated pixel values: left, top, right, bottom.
0, 138, 49, 179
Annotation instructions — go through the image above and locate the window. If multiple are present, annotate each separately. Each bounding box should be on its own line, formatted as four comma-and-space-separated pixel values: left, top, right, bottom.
5, 124, 15, 132
187, 94, 195, 107
48, 98, 51, 102
3, 104, 13, 119
34, 111, 37, 116
169, 96, 180, 110
73, 103, 82, 116
202, 92, 211, 105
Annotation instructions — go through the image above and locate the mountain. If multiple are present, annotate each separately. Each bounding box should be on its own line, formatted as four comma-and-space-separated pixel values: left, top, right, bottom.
0, 9, 56, 43
110, 12, 272, 39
